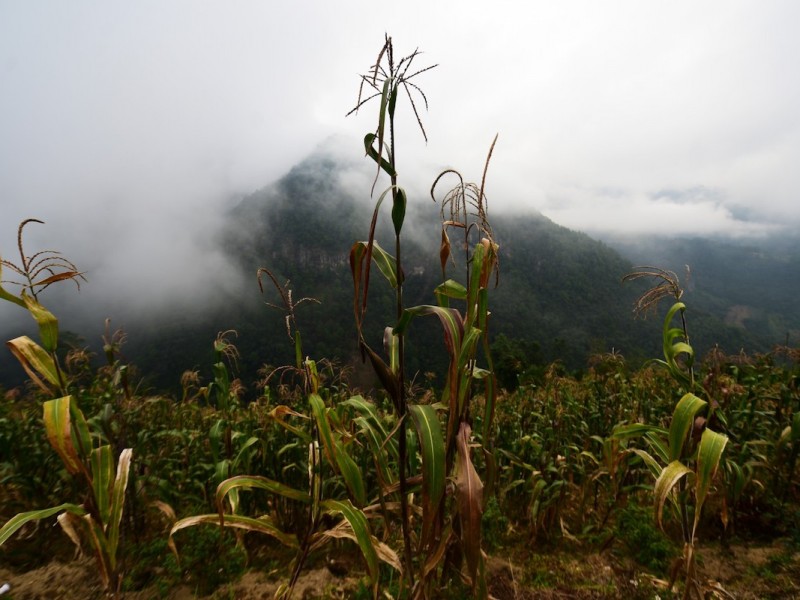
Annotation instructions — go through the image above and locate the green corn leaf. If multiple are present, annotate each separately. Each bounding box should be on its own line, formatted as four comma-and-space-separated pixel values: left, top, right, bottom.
310, 394, 366, 506
669, 393, 706, 462
661, 302, 694, 383
433, 279, 467, 306
6, 335, 59, 393
310, 393, 337, 464
69, 400, 92, 461
387, 83, 398, 118
693, 428, 728, 537
107, 447, 132, 570
304, 358, 319, 395
354, 415, 395, 488
0, 503, 86, 546
644, 431, 670, 464
91, 445, 114, 524
457, 327, 483, 371
377, 78, 390, 146
409, 404, 445, 550
215, 475, 311, 513
336, 446, 367, 507
209, 418, 225, 462
0, 264, 26, 307
377, 76, 391, 157
654, 460, 692, 531
391, 187, 406, 235
363, 132, 395, 177
342, 395, 391, 440
233, 436, 260, 467
630, 448, 663, 480
214, 459, 232, 485
343, 398, 397, 470
612, 423, 668, 439
467, 241, 486, 323
43, 396, 83, 475
320, 499, 379, 586
477, 286, 490, 331
350, 238, 401, 332
395, 305, 464, 361
365, 239, 400, 287
21, 291, 58, 352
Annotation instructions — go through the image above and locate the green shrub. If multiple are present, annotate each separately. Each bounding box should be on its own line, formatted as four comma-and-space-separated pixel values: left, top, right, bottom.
615, 502, 677, 575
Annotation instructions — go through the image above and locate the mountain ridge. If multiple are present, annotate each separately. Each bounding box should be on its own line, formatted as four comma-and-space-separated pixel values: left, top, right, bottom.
2, 148, 796, 393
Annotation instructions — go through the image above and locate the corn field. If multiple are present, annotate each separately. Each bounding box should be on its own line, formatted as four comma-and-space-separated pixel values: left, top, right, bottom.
1, 37, 799, 600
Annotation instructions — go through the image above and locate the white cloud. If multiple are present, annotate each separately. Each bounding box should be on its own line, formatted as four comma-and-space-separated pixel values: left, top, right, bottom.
1, 0, 798, 333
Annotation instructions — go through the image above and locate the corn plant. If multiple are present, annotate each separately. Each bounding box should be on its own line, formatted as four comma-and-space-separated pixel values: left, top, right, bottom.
0, 219, 133, 593
348, 35, 500, 596
617, 267, 728, 599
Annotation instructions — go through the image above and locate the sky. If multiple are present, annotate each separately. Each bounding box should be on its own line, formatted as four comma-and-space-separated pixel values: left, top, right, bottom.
1, 1, 799, 333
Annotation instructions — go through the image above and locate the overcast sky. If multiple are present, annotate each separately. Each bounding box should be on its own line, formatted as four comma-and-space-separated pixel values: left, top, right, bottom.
1, 1, 799, 332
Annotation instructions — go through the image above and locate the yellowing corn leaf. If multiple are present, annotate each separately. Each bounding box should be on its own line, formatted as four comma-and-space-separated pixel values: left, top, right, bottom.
107, 448, 133, 570
316, 520, 402, 573
43, 396, 83, 475
6, 335, 59, 393
0, 503, 86, 546
654, 460, 692, 531
692, 428, 728, 537
215, 474, 311, 518
169, 514, 298, 551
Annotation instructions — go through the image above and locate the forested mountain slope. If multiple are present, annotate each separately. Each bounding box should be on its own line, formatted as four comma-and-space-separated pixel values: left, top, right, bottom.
2, 149, 791, 393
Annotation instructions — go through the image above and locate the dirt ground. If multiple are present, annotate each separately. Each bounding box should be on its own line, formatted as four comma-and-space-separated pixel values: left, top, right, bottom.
1, 539, 798, 599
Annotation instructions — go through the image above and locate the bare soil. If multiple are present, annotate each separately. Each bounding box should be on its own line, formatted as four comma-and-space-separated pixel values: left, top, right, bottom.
1, 540, 798, 599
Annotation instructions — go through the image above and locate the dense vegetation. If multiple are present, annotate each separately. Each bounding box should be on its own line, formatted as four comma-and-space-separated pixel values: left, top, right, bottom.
1, 37, 799, 599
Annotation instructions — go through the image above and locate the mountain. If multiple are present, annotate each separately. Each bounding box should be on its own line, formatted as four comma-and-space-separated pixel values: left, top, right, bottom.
2, 149, 794, 394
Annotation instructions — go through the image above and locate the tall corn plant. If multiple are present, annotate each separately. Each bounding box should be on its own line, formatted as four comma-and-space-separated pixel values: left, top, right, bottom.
618, 267, 728, 599
0, 219, 133, 593
348, 36, 499, 596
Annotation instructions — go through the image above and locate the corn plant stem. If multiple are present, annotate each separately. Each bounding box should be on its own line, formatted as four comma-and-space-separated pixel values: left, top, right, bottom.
288, 427, 321, 595
389, 113, 415, 584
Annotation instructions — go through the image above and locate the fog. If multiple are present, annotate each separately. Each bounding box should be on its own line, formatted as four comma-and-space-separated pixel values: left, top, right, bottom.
2, 1, 799, 341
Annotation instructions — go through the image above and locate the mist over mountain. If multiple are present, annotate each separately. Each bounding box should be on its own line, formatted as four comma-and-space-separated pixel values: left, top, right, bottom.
603, 234, 800, 350
2, 146, 796, 393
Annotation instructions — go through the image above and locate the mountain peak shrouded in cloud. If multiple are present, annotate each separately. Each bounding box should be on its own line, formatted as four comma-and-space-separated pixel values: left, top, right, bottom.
2, 1, 799, 245
2, 140, 799, 392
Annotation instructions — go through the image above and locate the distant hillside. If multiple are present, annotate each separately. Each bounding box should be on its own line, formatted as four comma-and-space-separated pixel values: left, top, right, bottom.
606, 235, 800, 351
3, 149, 791, 394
